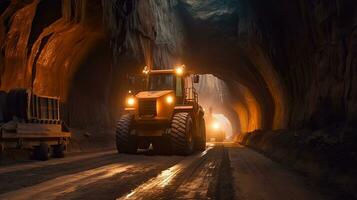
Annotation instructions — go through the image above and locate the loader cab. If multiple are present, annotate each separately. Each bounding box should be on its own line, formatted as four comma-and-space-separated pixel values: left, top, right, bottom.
147, 73, 184, 104
145, 66, 199, 106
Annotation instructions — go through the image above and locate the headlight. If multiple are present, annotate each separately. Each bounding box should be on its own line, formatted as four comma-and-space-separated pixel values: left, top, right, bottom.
166, 95, 174, 104
126, 97, 135, 107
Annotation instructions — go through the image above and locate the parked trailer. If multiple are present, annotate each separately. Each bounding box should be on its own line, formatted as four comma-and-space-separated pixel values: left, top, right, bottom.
0, 89, 71, 160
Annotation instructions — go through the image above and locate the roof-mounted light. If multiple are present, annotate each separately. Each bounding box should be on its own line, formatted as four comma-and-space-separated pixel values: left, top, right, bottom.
175, 65, 185, 75
142, 66, 150, 74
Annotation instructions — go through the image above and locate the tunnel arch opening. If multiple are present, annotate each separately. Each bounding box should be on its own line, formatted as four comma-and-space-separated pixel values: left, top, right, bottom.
193, 72, 269, 139
194, 74, 240, 137
211, 113, 233, 140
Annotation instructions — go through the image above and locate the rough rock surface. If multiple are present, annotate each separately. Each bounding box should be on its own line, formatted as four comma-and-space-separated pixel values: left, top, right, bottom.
176, 0, 357, 196
178, 0, 357, 132
1, 0, 111, 128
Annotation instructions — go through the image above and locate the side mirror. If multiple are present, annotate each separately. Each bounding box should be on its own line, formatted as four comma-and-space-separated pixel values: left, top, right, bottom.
193, 75, 200, 83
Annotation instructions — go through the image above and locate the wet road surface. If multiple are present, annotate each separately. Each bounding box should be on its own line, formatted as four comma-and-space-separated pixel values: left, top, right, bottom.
0, 143, 326, 200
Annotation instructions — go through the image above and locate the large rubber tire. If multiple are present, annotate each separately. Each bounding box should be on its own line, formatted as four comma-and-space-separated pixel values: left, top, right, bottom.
195, 117, 206, 151
33, 143, 50, 161
52, 144, 65, 158
116, 114, 137, 154
170, 112, 194, 155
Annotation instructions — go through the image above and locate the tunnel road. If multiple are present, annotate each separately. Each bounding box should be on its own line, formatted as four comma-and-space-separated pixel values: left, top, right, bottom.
0, 143, 326, 200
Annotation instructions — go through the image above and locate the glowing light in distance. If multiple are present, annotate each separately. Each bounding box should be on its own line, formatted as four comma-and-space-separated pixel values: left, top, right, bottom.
166, 95, 174, 104
212, 121, 220, 130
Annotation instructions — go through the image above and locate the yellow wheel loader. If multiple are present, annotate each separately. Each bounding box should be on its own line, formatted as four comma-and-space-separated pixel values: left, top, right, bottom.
116, 66, 206, 155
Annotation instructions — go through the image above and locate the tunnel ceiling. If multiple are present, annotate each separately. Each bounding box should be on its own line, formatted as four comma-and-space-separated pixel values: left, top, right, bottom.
0, 0, 356, 133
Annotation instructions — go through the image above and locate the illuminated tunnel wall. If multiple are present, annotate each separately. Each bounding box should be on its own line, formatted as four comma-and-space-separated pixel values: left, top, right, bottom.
194, 74, 239, 135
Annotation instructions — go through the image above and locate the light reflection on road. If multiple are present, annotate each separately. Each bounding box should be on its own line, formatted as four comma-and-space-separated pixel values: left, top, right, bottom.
124, 164, 183, 199
119, 147, 213, 200
0, 163, 133, 200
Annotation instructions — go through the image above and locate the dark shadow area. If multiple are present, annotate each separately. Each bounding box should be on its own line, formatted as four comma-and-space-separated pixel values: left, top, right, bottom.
65, 39, 112, 128
27, 0, 62, 55
0, 0, 10, 15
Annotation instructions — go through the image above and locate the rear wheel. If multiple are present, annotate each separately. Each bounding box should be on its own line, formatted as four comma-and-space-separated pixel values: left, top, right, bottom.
170, 112, 194, 155
116, 114, 137, 154
195, 117, 206, 151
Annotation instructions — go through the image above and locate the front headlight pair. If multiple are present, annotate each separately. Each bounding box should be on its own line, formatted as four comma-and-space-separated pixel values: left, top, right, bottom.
126, 95, 175, 107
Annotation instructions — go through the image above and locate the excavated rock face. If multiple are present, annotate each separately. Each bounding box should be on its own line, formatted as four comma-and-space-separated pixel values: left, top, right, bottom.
177, 1, 357, 195
102, 0, 183, 68
0, 0, 111, 128
0, 0, 356, 135
178, 0, 357, 132
178, 0, 283, 132
0, 0, 184, 129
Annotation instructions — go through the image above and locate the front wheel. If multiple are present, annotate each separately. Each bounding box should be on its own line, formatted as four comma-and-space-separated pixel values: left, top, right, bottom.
170, 112, 194, 155
116, 114, 137, 154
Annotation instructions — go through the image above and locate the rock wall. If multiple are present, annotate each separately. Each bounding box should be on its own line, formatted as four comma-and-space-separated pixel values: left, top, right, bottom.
174, 1, 356, 196
0, 0, 356, 153
0, 0, 185, 149
176, 2, 357, 194
177, 0, 357, 132
0, 0, 111, 128
102, 0, 183, 69
238, 0, 357, 130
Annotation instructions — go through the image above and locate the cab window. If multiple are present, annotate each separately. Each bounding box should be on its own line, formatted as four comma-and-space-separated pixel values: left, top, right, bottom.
148, 74, 174, 91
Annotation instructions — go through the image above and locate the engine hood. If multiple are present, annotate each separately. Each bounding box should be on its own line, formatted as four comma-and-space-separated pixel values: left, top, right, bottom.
135, 90, 173, 99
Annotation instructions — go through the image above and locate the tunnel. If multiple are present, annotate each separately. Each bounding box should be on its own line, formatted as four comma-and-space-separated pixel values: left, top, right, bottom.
1, 0, 357, 198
